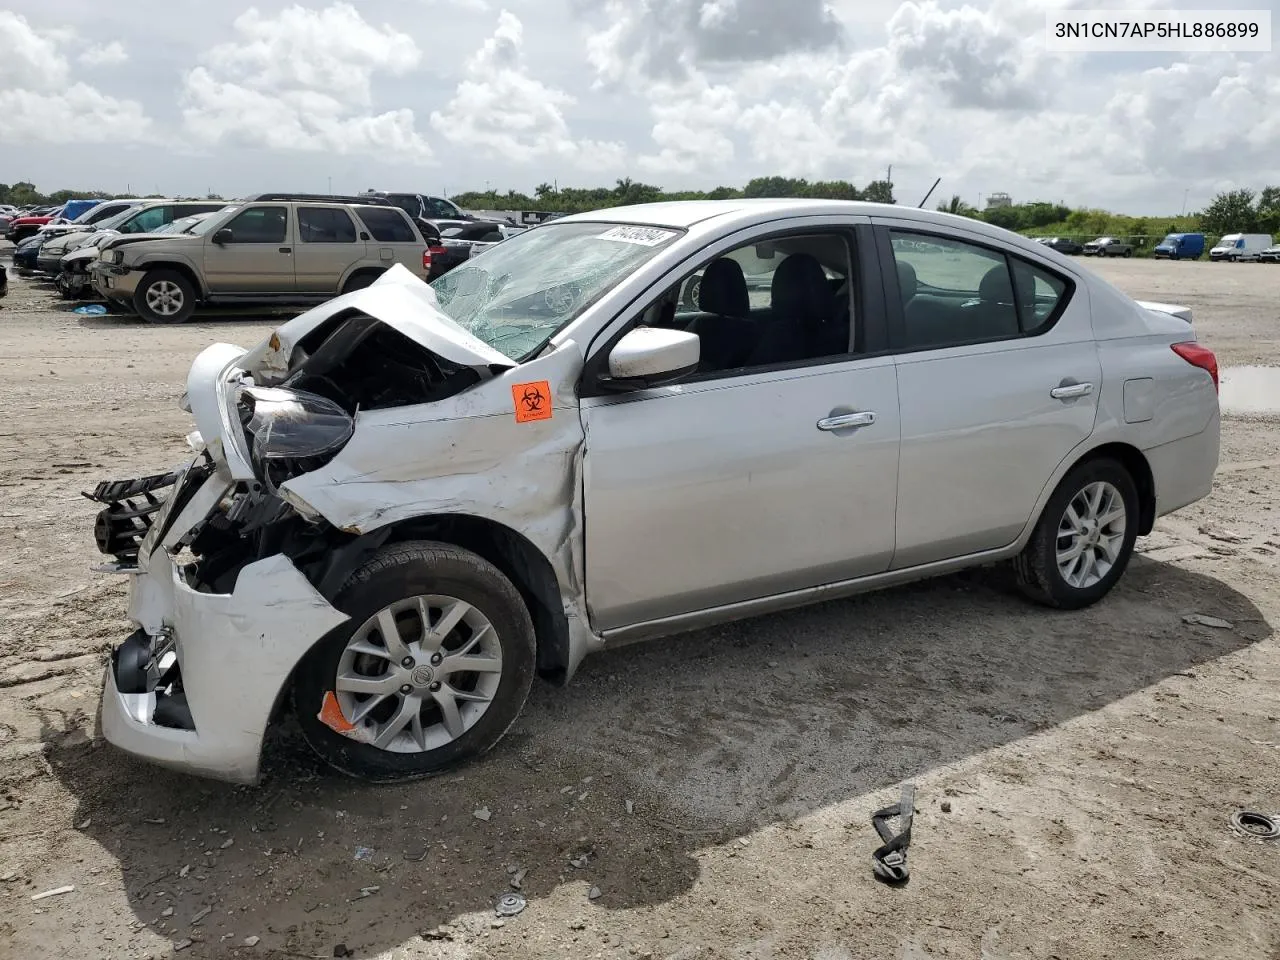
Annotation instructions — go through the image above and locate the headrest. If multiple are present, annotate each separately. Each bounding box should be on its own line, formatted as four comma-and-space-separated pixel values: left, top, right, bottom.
896, 260, 918, 301
771, 253, 836, 326
698, 257, 750, 317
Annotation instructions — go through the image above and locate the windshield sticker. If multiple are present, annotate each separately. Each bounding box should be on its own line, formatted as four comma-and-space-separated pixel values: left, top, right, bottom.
596, 226, 677, 247
512, 381, 553, 423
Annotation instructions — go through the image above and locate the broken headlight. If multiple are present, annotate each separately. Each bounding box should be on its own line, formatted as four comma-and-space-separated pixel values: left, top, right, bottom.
237, 386, 354, 490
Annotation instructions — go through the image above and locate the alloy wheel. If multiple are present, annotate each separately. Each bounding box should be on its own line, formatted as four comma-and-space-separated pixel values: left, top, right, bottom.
334, 595, 503, 753
145, 280, 185, 317
1056, 481, 1127, 589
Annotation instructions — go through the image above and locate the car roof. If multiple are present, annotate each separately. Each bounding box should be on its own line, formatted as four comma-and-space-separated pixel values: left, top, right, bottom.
550, 198, 1060, 251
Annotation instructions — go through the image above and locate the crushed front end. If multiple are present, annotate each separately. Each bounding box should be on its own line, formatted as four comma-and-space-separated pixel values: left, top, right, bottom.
89, 267, 513, 782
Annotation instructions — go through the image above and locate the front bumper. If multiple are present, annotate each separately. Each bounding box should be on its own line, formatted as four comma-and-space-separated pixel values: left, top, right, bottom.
89, 262, 140, 300
97, 461, 349, 783
101, 549, 349, 783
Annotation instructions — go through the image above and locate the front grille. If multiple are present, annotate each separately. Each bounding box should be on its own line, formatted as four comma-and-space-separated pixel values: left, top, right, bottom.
85, 471, 179, 563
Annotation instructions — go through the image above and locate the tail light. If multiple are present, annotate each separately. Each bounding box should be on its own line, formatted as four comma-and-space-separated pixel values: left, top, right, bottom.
1171, 341, 1219, 392
423, 244, 446, 272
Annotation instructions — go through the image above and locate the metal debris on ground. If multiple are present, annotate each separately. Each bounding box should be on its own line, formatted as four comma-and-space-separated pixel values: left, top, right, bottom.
353, 846, 375, 861
871, 782, 916, 885
1183, 614, 1234, 630
31, 885, 75, 901
495, 892, 527, 917
1230, 811, 1280, 840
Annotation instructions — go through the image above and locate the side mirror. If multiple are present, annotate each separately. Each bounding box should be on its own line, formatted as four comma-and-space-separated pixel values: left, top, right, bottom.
212, 228, 232, 245
603, 327, 699, 390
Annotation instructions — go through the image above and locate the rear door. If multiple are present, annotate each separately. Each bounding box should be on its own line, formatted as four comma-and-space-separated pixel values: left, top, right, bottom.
294, 205, 365, 293
202, 204, 295, 294
874, 220, 1101, 568
354, 206, 426, 279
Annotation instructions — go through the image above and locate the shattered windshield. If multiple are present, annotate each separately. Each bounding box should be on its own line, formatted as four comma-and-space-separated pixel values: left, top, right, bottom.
429, 221, 681, 360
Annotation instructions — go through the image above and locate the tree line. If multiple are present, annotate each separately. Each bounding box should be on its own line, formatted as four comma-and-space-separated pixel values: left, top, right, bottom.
450, 176, 898, 213
6, 173, 1276, 242
938, 187, 1280, 242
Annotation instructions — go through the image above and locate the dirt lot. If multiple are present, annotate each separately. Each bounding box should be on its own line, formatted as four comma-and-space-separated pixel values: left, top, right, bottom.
1, 253, 1279, 960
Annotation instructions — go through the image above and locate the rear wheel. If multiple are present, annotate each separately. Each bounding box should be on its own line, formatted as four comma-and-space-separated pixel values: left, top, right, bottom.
1122, 249, 1132, 258
1013, 458, 1139, 610
293, 541, 536, 782
133, 268, 196, 323
342, 270, 383, 294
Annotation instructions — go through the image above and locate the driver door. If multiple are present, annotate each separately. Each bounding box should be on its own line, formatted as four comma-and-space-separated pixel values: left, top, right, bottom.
580, 220, 901, 633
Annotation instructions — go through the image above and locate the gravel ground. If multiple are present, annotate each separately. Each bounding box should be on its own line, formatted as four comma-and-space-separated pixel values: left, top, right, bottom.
1, 251, 1279, 960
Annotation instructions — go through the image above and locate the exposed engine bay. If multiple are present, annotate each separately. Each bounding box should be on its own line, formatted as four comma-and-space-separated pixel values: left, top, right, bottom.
89, 309, 489, 598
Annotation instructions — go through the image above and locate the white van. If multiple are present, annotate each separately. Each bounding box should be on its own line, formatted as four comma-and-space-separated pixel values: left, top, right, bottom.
1209, 233, 1274, 261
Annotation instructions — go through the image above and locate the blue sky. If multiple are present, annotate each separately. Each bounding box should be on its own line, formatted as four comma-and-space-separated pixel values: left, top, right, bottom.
2, 0, 1277, 214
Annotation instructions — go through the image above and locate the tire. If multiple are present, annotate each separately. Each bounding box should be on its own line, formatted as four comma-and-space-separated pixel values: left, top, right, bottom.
1122, 249, 1132, 258
342, 270, 382, 294
1012, 457, 1139, 610
293, 541, 536, 782
133, 268, 196, 323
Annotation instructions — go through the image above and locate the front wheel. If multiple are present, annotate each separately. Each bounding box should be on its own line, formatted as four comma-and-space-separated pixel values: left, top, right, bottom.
1013, 458, 1139, 610
293, 541, 536, 782
133, 268, 196, 323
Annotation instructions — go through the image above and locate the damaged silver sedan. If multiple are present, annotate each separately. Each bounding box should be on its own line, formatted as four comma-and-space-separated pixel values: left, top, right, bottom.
92, 201, 1220, 783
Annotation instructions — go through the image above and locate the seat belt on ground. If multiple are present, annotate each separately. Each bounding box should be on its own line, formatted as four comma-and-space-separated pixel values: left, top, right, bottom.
871, 782, 915, 884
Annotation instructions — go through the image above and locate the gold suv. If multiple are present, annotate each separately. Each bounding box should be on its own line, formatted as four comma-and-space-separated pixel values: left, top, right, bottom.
90, 194, 432, 323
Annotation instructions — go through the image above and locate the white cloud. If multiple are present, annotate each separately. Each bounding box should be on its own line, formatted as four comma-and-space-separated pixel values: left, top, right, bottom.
637, 80, 738, 175
422, 0, 491, 10
0, 12, 151, 144
180, 3, 432, 161
431, 10, 627, 170
79, 40, 129, 67
0, 11, 68, 90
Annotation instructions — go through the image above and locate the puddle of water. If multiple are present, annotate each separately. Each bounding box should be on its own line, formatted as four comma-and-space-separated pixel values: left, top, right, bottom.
1219, 365, 1280, 415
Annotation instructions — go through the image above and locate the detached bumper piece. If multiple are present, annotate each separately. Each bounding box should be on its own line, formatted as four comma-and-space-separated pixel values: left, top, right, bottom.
84, 471, 179, 564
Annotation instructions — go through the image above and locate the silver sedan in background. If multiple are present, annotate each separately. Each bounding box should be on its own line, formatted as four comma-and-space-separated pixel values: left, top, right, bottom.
90, 199, 1220, 784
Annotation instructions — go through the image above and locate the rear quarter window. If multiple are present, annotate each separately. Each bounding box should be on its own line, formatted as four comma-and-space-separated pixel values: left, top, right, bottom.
355, 207, 418, 242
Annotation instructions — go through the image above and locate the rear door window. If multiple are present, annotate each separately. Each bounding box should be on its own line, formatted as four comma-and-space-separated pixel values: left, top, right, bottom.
298, 207, 358, 243
355, 207, 417, 242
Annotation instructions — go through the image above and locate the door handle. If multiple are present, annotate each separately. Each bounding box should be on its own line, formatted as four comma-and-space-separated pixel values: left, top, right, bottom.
817, 411, 876, 431
278, 246, 292, 254
1050, 382, 1094, 400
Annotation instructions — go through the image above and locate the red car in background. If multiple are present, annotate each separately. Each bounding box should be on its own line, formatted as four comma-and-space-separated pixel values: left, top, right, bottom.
8, 208, 61, 244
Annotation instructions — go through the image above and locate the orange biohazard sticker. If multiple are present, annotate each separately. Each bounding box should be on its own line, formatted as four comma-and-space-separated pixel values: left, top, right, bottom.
512, 381, 553, 423
319, 691, 355, 734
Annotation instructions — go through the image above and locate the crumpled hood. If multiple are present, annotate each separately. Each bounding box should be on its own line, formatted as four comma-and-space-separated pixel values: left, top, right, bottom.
240, 263, 515, 378
186, 265, 516, 481
99, 231, 185, 251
